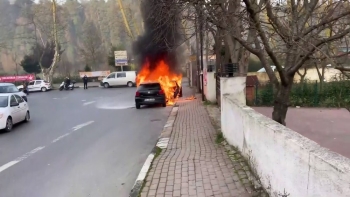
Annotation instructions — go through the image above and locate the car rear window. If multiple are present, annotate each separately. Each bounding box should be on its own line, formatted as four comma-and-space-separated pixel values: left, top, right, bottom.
139, 83, 161, 90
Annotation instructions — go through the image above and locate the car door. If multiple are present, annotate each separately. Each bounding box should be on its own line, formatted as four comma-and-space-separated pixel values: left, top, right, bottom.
27, 81, 35, 92
14, 94, 27, 120
33, 80, 42, 91
116, 72, 126, 85
106, 73, 116, 86
9, 95, 20, 123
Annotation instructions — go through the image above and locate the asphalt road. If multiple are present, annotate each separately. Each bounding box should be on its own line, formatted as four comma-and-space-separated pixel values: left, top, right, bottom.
0, 86, 172, 197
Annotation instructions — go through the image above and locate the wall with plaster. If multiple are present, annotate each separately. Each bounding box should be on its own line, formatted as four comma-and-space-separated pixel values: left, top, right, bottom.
220, 77, 350, 197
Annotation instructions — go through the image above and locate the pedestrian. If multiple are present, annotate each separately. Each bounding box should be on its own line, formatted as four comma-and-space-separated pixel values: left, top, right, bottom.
83, 75, 88, 89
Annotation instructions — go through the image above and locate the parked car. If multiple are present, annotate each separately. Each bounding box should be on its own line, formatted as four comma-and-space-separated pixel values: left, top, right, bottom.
0, 83, 27, 102
135, 82, 166, 109
17, 80, 51, 92
0, 93, 30, 132
102, 71, 136, 88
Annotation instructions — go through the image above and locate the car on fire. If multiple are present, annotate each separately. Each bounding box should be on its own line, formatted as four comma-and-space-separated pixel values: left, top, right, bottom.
170, 81, 182, 98
135, 82, 166, 109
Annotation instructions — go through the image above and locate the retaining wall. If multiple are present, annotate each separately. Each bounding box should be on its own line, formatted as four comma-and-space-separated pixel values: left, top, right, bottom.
220, 77, 350, 197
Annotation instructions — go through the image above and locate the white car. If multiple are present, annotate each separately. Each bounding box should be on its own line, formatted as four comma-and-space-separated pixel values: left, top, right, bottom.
0, 93, 30, 132
17, 80, 51, 92
0, 83, 28, 102
102, 71, 136, 88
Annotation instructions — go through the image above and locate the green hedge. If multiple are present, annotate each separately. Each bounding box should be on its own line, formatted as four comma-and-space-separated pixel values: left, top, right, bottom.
255, 80, 350, 108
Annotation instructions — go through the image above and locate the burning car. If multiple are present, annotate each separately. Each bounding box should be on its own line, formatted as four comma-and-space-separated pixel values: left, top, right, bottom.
135, 58, 182, 105
170, 80, 182, 99
135, 81, 166, 109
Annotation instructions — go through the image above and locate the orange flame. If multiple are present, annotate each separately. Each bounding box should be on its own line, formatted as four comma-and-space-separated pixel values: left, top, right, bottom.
186, 96, 196, 100
136, 58, 182, 105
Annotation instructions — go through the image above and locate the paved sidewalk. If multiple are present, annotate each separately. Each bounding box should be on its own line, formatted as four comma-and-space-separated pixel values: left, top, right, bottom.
140, 99, 251, 196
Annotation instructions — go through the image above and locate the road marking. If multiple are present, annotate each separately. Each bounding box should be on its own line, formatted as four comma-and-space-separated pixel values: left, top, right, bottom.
72, 121, 94, 131
81, 100, 86, 101
52, 133, 70, 143
83, 101, 96, 106
0, 146, 45, 173
0, 161, 19, 173
156, 138, 170, 149
136, 154, 154, 181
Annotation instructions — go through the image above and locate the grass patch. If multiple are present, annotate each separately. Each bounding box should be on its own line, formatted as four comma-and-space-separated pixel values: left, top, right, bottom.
215, 132, 224, 144
154, 146, 162, 158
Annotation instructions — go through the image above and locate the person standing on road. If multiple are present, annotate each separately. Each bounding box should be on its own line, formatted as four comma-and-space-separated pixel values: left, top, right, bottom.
83, 75, 88, 89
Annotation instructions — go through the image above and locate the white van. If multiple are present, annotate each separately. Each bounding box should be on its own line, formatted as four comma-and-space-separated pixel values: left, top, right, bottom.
102, 71, 136, 88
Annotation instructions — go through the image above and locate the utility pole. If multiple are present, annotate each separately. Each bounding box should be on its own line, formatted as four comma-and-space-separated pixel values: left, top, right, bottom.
195, 13, 200, 93
199, 5, 205, 101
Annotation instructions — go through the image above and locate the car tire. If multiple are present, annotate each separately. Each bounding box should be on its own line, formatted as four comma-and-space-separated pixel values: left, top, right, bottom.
162, 103, 166, 107
25, 111, 30, 122
136, 103, 141, 109
104, 83, 110, 88
4, 117, 13, 132
41, 87, 47, 92
127, 81, 133, 87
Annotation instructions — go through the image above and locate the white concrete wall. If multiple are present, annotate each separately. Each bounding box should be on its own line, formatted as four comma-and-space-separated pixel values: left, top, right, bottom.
204, 71, 216, 103
221, 78, 350, 197
220, 77, 246, 105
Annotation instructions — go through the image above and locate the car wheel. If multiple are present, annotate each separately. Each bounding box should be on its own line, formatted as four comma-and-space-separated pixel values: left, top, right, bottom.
104, 83, 110, 88
5, 117, 13, 132
162, 103, 166, 107
25, 111, 30, 122
41, 87, 47, 92
136, 103, 141, 109
127, 81, 133, 87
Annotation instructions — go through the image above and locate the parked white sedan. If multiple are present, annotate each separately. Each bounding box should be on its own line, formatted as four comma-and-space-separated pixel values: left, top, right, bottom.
0, 93, 30, 132
17, 80, 51, 92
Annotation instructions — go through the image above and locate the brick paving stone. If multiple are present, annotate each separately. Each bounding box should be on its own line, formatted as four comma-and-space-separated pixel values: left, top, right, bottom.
142, 89, 251, 196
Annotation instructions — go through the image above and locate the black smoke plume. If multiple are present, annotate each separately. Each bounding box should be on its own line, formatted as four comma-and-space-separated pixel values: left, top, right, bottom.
133, 0, 183, 73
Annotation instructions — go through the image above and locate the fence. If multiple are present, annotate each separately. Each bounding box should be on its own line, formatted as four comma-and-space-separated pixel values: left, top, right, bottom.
253, 80, 350, 108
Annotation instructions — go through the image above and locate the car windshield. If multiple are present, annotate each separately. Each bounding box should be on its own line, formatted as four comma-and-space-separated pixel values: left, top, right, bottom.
0, 85, 20, 93
0, 96, 8, 108
139, 83, 161, 90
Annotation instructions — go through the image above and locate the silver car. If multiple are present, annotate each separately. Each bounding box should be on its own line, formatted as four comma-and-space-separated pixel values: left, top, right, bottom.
0, 83, 28, 102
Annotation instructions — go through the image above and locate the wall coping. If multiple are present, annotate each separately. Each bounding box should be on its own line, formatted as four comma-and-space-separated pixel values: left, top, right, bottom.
224, 94, 350, 173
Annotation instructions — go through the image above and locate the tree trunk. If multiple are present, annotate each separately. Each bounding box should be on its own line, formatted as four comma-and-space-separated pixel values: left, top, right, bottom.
272, 83, 293, 126
47, 0, 60, 86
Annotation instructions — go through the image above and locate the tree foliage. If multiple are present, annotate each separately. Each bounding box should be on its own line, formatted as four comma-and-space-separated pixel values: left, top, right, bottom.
20, 41, 60, 74
0, 0, 140, 73
20, 55, 41, 74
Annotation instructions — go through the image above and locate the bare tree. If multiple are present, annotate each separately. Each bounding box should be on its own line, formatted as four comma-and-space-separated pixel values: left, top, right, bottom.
24, 0, 66, 82
79, 21, 103, 71
147, 0, 350, 125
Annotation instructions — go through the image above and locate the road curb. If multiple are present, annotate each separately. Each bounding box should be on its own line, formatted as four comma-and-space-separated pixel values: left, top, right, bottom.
129, 105, 179, 197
